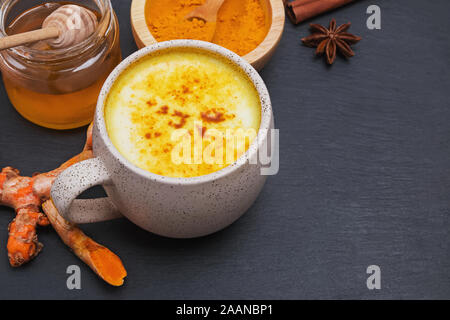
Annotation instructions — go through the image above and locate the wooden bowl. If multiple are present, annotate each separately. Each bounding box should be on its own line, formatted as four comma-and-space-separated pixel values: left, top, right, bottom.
130, 0, 285, 70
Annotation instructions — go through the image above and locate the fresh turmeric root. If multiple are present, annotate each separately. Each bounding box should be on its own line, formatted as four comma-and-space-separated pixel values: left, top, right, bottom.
1, 167, 50, 266
0, 125, 93, 266
43, 200, 127, 286
0, 124, 127, 286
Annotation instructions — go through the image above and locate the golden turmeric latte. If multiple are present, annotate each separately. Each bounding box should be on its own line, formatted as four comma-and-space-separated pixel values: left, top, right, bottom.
105, 48, 261, 178
145, 0, 271, 56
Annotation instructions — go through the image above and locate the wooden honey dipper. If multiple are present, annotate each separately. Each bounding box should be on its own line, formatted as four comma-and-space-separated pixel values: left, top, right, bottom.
0, 4, 98, 50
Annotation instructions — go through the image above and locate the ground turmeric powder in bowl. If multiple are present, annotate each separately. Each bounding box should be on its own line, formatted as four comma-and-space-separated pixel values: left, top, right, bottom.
145, 0, 271, 57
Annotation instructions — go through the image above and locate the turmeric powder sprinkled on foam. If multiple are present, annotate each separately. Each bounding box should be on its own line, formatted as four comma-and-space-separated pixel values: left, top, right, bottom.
145, 0, 270, 56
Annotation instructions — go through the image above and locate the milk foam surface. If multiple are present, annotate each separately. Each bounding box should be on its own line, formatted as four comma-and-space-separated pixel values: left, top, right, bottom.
105, 49, 261, 178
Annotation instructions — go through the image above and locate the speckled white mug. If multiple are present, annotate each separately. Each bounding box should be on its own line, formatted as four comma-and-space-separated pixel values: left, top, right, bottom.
51, 40, 273, 238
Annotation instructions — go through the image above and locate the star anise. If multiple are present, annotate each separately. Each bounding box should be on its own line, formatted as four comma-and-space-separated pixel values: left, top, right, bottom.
302, 19, 362, 65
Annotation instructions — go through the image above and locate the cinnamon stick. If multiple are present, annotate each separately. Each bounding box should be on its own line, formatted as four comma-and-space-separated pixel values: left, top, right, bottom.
285, 0, 356, 24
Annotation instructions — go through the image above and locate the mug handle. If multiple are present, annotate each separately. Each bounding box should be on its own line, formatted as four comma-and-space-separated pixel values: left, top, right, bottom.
51, 157, 123, 224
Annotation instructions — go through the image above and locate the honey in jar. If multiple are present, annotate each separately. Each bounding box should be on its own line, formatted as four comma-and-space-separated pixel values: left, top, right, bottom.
0, 0, 121, 129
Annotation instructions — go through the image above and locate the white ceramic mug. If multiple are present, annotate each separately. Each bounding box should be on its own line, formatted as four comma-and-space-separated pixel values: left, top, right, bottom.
51, 40, 274, 238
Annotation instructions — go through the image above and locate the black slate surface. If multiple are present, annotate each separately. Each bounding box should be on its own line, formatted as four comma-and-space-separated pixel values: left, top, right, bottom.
1, 0, 450, 299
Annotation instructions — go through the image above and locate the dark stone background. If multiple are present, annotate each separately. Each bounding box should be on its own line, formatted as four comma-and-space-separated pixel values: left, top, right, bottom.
1, 0, 449, 299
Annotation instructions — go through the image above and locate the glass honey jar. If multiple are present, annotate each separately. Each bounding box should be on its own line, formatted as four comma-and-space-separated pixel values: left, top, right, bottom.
0, 0, 121, 130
